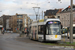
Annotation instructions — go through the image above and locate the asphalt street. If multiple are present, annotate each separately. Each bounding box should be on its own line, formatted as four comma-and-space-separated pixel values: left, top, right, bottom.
0, 33, 75, 50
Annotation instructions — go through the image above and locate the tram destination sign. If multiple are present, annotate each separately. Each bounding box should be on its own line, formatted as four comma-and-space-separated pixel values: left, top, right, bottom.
39, 19, 44, 22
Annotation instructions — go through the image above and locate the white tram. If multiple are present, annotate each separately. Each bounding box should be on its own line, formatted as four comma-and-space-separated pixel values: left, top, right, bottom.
29, 18, 62, 42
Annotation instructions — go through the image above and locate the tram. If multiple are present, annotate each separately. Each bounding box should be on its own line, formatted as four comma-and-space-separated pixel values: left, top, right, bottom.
29, 18, 62, 42
62, 24, 75, 38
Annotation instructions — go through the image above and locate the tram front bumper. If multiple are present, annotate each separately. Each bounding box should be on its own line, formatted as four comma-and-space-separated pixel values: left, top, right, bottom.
46, 35, 61, 41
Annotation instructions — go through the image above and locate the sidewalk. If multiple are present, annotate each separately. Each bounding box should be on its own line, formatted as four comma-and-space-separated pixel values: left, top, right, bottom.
0, 33, 3, 36
61, 37, 75, 42
19, 34, 27, 37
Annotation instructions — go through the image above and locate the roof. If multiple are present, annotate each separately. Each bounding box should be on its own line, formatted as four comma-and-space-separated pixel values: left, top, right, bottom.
61, 5, 75, 13
31, 18, 60, 26
44, 9, 59, 16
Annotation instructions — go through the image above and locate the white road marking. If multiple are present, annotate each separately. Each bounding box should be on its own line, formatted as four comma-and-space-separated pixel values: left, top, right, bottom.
47, 46, 75, 49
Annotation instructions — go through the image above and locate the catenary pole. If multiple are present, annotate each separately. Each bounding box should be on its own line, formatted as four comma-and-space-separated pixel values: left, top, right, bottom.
70, 0, 73, 43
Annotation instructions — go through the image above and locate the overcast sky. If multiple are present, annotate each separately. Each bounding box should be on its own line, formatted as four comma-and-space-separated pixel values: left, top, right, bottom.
0, 0, 75, 19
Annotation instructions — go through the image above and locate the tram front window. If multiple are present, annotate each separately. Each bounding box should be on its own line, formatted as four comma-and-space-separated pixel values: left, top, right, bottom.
49, 24, 60, 35
46, 21, 61, 35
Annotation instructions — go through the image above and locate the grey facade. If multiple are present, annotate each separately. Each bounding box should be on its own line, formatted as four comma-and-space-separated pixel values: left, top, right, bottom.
56, 5, 75, 27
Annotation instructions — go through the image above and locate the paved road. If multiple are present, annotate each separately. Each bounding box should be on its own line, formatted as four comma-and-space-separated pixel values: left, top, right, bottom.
0, 33, 75, 50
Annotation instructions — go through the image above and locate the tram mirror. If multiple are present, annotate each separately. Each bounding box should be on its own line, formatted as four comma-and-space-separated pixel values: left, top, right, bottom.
61, 25, 63, 29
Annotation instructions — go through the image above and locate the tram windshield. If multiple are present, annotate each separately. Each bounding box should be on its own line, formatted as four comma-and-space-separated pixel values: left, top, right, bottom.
46, 21, 61, 35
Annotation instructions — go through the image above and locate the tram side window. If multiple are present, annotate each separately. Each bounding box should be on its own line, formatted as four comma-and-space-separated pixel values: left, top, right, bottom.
38, 25, 44, 34
38, 26, 41, 34
46, 26, 48, 35
35, 26, 37, 34
35, 30, 37, 34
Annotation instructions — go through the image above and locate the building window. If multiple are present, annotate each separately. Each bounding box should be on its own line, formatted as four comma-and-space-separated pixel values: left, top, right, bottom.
17, 21, 23, 24
17, 19, 22, 21
24, 18, 26, 23
17, 19, 23, 24
17, 15, 23, 18
58, 16, 60, 18
73, 8, 75, 10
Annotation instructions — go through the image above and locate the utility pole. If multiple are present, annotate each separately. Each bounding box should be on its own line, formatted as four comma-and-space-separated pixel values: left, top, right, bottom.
70, 0, 73, 43
33, 7, 40, 40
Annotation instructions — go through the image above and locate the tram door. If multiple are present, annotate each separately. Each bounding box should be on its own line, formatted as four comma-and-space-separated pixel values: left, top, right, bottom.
39, 25, 46, 41
43, 25, 46, 41
38, 25, 46, 41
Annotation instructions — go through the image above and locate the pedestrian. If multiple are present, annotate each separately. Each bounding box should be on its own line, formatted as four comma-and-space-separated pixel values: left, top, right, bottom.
27, 31, 29, 36
2, 30, 4, 34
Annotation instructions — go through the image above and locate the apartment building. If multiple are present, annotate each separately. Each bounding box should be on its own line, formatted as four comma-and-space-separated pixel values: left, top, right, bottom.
9, 13, 32, 33
1, 13, 32, 33
56, 5, 75, 27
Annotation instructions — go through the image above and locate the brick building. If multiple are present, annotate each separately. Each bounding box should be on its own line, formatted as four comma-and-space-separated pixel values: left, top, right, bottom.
9, 15, 17, 32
